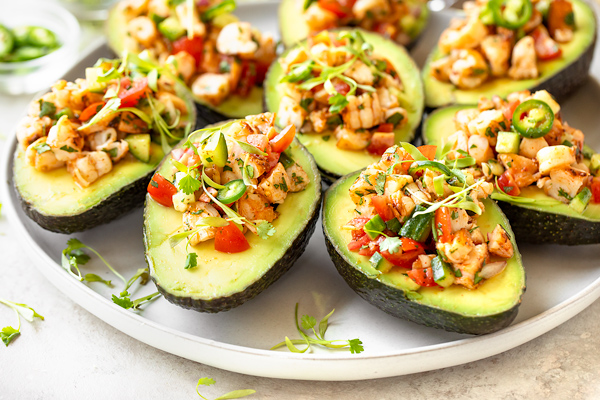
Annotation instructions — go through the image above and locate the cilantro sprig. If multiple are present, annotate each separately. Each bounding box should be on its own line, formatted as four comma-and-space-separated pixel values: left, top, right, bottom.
62, 238, 126, 286
111, 268, 161, 310
0, 299, 44, 346
196, 377, 256, 400
271, 303, 364, 354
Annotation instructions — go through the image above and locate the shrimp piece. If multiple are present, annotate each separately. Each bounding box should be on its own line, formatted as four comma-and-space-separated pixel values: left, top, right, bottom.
169, 51, 197, 83
545, 167, 588, 203
278, 95, 306, 130
309, 110, 330, 133
286, 163, 310, 192
352, 0, 390, 19
454, 108, 479, 132
157, 91, 189, 123
508, 36, 539, 80
127, 16, 158, 48
449, 49, 489, 89
430, 56, 454, 83
183, 202, 220, 246
335, 126, 371, 151
454, 243, 488, 289
450, 209, 472, 233
217, 22, 258, 57
437, 229, 475, 264
376, 87, 400, 109
467, 109, 509, 145
46, 116, 84, 160
438, 16, 488, 54
118, 112, 149, 134
467, 134, 494, 165
99, 140, 129, 163
87, 128, 117, 151
536, 145, 575, 175
68, 151, 113, 187
488, 225, 514, 258
304, 3, 337, 32
481, 35, 512, 77
258, 163, 292, 204
498, 154, 539, 187
237, 192, 278, 222
175, 2, 205, 37
26, 138, 65, 172
309, 43, 348, 67
519, 137, 548, 159
148, 0, 170, 18
342, 93, 384, 130
279, 48, 308, 73
16, 116, 51, 148
344, 60, 374, 86
121, 0, 149, 15
191, 73, 231, 105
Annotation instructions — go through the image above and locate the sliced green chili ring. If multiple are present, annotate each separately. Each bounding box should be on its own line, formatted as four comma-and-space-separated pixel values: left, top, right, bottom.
490, 0, 533, 29
408, 160, 466, 183
0, 25, 14, 58
216, 179, 247, 204
512, 99, 554, 138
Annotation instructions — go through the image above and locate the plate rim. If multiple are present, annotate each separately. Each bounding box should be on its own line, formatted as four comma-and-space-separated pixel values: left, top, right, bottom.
3, 5, 600, 381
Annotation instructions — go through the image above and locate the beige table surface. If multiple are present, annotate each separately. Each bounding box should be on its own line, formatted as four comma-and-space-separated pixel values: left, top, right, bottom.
1, 2, 600, 399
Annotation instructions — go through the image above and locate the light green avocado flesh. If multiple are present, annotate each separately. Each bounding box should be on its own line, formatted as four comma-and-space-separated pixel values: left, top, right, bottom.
422, 0, 596, 108
324, 172, 525, 316
424, 105, 600, 221
265, 29, 424, 179
144, 129, 321, 301
278, 0, 429, 48
106, 6, 263, 118
14, 143, 163, 217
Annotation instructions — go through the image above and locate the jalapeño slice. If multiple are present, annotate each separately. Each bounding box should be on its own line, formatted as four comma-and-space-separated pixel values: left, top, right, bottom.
512, 99, 555, 138
490, 0, 533, 29
216, 179, 247, 204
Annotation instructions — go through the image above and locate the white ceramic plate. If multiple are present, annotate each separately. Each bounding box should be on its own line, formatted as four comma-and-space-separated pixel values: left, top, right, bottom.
3, 1, 600, 382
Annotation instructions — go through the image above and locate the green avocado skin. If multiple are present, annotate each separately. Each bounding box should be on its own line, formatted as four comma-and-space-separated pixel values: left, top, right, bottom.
323, 234, 519, 335
498, 202, 600, 245
13, 163, 153, 234
145, 194, 321, 313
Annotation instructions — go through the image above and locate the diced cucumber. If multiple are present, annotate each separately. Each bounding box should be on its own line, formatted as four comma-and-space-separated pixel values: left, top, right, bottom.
400, 205, 433, 242
149, 13, 167, 25
86, 67, 108, 92
125, 134, 151, 163
582, 144, 595, 160
495, 131, 521, 154
590, 154, 600, 176
569, 187, 592, 214
364, 214, 385, 239
431, 256, 455, 288
369, 252, 393, 274
279, 151, 295, 169
385, 217, 402, 234
158, 17, 186, 42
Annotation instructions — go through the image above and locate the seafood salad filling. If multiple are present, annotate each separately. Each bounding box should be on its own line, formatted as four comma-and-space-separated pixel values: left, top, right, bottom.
345, 144, 514, 289
120, 0, 276, 105
16, 55, 191, 188
444, 90, 600, 211
149, 112, 310, 259
430, 0, 576, 89
301, 0, 427, 46
277, 30, 410, 155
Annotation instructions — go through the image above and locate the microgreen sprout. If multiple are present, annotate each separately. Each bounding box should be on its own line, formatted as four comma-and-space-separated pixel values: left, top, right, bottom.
271, 303, 364, 354
196, 377, 256, 400
0, 299, 44, 346
111, 268, 161, 310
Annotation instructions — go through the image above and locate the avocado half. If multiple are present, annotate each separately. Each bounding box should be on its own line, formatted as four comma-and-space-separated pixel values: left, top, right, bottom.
106, 6, 264, 126
423, 105, 600, 245
323, 171, 526, 334
13, 92, 196, 235
264, 29, 424, 183
422, 0, 597, 108
143, 122, 322, 313
278, 0, 430, 49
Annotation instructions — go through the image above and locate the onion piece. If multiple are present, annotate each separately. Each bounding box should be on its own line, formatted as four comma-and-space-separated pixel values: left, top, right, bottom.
479, 261, 507, 280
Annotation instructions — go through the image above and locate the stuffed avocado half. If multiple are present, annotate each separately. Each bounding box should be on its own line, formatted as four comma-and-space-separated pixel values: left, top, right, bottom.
265, 29, 424, 183
423, 89, 600, 244
107, 0, 276, 125
278, 0, 430, 49
13, 55, 195, 234
143, 113, 321, 313
423, 0, 596, 108
323, 145, 525, 335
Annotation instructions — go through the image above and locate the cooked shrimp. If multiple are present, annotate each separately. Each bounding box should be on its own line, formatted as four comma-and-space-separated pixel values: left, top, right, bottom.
352, 0, 390, 19
127, 16, 158, 48
481, 35, 511, 77
508, 36, 539, 80
238, 192, 278, 222
26, 138, 65, 172
342, 93, 384, 130
183, 203, 220, 246
304, 3, 337, 32
16, 116, 51, 148
344, 60, 375, 86
46, 116, 84, 160
68, 151, 113, 188
286, 162, 310, 192
191, 73, 231, 105
438, 16, 488, 54
454, 243, 488, 289
87, 128, 117, 151
217, 22, 258, 57
498, 154, 539, 187
437, 229, 474, 264
449, 49, 489, 89
335, 126, 370, 151
488, 225, 514, 258
545, 167, 588, 203
258, 163, 292, 204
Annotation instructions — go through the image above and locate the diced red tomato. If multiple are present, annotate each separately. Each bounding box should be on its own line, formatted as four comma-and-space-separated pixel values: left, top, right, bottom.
118, 77, 149, 108
317, 0, 356, 18
400, 237, 424, 252
265, 143, 281, 171
503, 100, 520, 123
435, 207, 453, 243
367, 132, 394, 156
214, 222, 250, 253
531, 26, 562, 61
347, 232, 371, 251
332, 79, 351, 96
591, 177, 600, 204
498, 171, 521, 196
547, 0, 574, 39
255, 61, 270, 84
172, 36, 204, 67
377, 123, 394, 133
79, 102, 105, 122
381, 248, 424, 268
373, 22, 397, 39
417, 145, 437, 161
270, 124, 296, 153
246, 134, 269, 151
147, 174, 178, 207
407, 267, 438, 287
371, 195, 395, 222
236, 60, 257, 97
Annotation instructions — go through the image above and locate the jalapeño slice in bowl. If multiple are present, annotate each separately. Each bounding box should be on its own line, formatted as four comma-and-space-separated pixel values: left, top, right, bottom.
512, 99, 554, 138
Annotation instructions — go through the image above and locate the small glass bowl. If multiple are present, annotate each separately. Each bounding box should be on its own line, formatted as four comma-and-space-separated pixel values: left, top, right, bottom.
55, 0, 119, 21
0, 0, 81, 95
